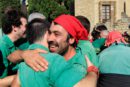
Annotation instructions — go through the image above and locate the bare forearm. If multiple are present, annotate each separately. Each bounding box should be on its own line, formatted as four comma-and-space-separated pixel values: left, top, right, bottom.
74, 72, 98, 87
11, 73, 20, 87
8, 50, 23, 63
8, 49, 48, 72
0, 75, 16, 87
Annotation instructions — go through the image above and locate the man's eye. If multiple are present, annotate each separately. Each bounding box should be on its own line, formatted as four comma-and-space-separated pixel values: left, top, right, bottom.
55, 33, 60, 36
55, 33, 59, 36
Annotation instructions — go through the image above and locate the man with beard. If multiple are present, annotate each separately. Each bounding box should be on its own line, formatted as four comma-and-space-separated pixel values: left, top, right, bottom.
47, 14, 98, 87
0, 9, 27, 86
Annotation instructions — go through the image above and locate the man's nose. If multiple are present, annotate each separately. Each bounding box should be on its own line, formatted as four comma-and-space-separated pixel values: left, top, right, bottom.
48, 34, 55, 42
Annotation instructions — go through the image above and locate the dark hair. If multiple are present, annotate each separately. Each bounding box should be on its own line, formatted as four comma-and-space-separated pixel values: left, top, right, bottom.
20, 11, 27, 19
76, 15, 90, 33
27, 18, 50, 44
91, 24, 107, 41
2, 9, 23, 34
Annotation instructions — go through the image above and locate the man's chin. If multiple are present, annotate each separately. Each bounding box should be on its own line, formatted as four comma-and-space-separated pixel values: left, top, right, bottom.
49, 48, 57, 53
22, 34, 26, 38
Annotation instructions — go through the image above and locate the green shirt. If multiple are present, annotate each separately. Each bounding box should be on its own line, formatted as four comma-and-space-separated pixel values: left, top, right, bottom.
19, 44, 87, 87
14, 38, 30, 50
78, 40, 98, 67
55, 47, 87, 87
0, 35, 17, 78
92, 38, 106, 54
98, 43, 130, 75
18, 41, 29, 50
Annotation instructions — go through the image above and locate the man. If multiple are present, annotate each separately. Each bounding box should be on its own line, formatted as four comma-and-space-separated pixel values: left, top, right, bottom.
92, 25, 108, 54
76, 15, 98, 67
12, 15, 98, 87
45, 14, 98, 87
48, 15, 98, 87
98, 31, 130, 87
0, 9, 27, 86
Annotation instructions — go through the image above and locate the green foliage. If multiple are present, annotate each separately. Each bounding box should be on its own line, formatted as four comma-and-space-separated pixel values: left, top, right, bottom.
64, 0, 74, 15
0, 0, 21, 27
28, 0, 69, 21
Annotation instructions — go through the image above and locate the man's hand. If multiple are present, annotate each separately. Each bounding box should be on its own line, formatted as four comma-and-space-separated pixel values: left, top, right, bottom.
8, 50, 23, 63
22, 49, 48, 71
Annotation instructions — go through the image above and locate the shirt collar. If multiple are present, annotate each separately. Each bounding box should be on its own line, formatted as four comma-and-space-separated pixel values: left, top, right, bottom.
68, 47, 86, 65
28, 43, 49, 52
111, 42, 127, 47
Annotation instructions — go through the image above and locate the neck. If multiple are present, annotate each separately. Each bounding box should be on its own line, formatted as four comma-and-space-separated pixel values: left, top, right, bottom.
34, 40, 48, 48
7, 34, 19, 42
63, 46, 76, 60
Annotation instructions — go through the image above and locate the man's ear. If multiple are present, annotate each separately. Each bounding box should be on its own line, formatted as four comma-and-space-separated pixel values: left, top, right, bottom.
12, 25, 17, 32
69, 37, 75, 45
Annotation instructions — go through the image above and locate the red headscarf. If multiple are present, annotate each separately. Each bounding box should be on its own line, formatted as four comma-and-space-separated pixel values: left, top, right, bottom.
105, 31, 127, 46
53, 14, 88, 44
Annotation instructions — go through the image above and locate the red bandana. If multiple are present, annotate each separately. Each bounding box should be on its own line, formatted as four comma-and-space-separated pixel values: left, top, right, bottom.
54, 14, 88, 44
105, 31, 127, 46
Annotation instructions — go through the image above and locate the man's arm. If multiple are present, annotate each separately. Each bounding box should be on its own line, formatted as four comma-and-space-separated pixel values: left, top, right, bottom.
7, 50, 23, 63
74, 55, 98, 87
11, 73, 20, 87
74, 72, 97, 87
7, 49, 48, 71
0, 75, 15, 87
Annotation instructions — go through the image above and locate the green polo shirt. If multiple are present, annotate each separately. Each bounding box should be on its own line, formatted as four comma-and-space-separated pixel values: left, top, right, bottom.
78, 40, 98, 67
92, 38, 106, 54
55, 47, 87, 87
18, 41, 29, 50
19, 44, 87, 87
98, 43, 130, 75
14, 38, 30, 50
0, 35, 18, 78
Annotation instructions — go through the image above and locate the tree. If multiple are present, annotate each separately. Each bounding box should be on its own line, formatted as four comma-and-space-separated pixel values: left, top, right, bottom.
0, 0, 21, 27
64, 0, 74, 15
28, 0, 69, 21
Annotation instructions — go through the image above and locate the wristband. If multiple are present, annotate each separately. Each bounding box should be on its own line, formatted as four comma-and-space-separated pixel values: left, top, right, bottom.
87, 65, 99, 76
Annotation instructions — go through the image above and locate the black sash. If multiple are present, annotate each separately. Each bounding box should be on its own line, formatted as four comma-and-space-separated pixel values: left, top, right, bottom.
97, 74, 130, 87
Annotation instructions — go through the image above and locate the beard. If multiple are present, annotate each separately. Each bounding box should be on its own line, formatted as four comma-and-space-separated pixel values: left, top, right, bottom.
48, 41, 69, 56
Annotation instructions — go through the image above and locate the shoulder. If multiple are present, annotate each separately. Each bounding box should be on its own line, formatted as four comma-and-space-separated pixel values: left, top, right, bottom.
40, 53, 65, 61
40, 53, 67, 67
0, 38, 7, 49
0, 41, 9, 55
18, 62, 28, 70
